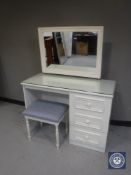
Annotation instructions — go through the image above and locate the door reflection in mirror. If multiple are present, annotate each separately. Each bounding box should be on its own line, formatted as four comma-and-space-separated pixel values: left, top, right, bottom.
44, 32, 97, 67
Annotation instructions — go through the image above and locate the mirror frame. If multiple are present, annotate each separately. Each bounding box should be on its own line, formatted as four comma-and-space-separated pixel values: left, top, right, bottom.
38, 26, 104, 79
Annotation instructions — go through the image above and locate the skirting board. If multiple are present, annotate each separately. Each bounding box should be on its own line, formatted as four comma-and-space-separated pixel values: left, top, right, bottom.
110, 120, 131, 127
0, 97, 131, 127
0, 97, 25, 106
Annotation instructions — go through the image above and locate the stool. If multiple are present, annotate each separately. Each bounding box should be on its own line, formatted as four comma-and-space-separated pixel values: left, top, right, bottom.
23, 100, 68, 149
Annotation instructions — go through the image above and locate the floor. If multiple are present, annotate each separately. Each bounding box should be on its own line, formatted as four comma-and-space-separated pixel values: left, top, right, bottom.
0, 101, 131, 175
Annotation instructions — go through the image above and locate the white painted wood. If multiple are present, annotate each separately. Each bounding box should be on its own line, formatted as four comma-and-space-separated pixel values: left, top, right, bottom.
65, 116, 69, 135
21, 73, 115, 97
71, 94, 105, 113
40, 122, 43, 128
69, 92, 113, 152
25, 118, 31, 141
70, 125, 107, 148
38, 26, 104, 78
23, 87, 40, 108
69, 139, 106, 152
24, 113, 67, 150
21, 74, 115, 152
55, 124, 60, 150
70, 114, 105, 132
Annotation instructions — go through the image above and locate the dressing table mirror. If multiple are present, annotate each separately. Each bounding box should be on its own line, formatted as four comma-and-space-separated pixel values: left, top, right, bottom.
38, 26, 104, 78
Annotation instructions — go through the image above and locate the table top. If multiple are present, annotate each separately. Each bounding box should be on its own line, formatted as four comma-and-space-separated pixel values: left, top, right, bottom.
21, 73, 116, 96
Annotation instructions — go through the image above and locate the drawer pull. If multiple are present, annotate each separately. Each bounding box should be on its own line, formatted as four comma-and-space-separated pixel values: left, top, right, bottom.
88, 140, 98, 145
87, 102, 92, 107
75, 128, 87, 133
90, 125, 101, 130
75, 137, 85, 142
75, 121, 90, 126
84, 135, 89, 139
86, 119, 90, 123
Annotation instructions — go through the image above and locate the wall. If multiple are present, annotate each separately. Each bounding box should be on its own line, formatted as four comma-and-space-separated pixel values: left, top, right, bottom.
0, 0, 131, 121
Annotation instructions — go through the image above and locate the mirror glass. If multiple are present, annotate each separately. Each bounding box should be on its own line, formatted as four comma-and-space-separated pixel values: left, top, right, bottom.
38, 27, 104, 78
43, 31, 97, 68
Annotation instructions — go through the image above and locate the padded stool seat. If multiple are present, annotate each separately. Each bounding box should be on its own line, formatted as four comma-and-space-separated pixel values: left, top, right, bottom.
23, 100, 68, 149
23, 100, 68, 123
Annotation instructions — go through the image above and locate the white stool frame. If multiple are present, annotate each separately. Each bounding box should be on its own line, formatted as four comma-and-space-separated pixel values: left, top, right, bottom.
25, 111, 68, 150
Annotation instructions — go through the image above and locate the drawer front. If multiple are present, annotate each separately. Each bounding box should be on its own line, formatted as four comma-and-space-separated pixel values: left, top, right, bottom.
70, 140, 105, 152
70, 125, 107, 148
70, 93, 105, 114
70, 113, 106, 132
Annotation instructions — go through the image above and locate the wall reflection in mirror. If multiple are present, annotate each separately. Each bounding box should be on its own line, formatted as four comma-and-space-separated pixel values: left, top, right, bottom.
44, 32, 97, 67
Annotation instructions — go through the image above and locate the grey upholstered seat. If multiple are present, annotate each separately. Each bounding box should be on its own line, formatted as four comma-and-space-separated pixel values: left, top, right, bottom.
23, 100, 68, 123
23, 99, 68, 149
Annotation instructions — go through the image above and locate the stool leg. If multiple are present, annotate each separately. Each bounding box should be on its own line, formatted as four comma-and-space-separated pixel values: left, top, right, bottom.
55, 125, 60, 150
25, 118, 31, 141
40, 122, 43, 128
65, 117, 68, 135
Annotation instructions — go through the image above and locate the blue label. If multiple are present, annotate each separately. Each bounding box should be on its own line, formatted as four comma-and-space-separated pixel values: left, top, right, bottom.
108, 152, 126, 169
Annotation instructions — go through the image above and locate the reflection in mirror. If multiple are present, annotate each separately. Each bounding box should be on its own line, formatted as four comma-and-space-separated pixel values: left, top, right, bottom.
44, 32, 97, 68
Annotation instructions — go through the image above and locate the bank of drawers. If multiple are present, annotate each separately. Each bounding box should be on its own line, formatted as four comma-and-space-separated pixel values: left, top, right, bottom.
69, 93, 111, 152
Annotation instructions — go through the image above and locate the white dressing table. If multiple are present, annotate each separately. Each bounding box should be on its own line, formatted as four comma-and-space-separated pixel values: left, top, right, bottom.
21, 73, 115, 152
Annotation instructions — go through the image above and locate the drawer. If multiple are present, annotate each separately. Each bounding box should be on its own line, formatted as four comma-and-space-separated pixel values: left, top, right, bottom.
71, 108, 104, 118
70, 93, 105, 113
70, 140, 105, 152
70, 125, 107, 148
70, 113, 106, 132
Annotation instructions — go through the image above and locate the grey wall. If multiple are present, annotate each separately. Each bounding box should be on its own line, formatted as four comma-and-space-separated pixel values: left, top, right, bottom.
0, 0, 131, 121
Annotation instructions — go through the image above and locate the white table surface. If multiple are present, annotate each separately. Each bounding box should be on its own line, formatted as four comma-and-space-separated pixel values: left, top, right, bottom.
21, 73, 116, 97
